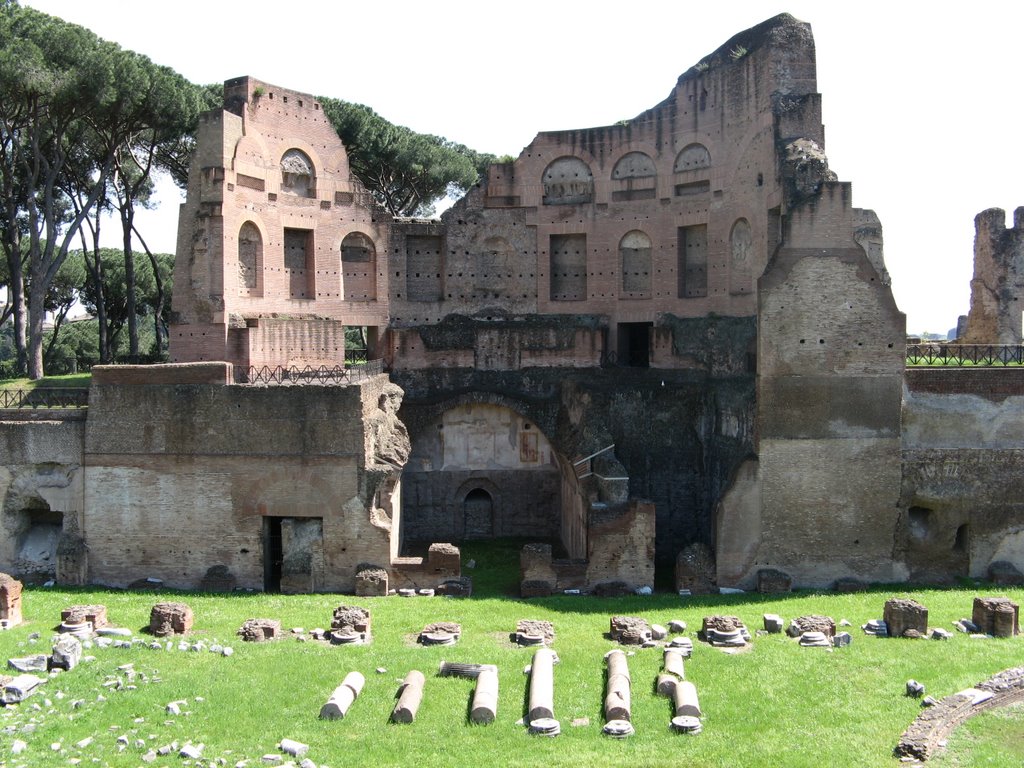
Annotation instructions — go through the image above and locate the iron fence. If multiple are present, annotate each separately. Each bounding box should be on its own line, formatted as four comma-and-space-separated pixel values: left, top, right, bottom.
906, 344, 1024, 366
234, 359, 385, 386
0, 388, 89, 409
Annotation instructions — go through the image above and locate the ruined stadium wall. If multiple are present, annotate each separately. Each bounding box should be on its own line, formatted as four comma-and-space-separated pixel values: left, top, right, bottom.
82, 366, 394, 591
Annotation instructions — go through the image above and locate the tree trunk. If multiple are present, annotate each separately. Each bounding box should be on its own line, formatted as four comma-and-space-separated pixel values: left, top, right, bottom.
6, 247, 28, 376
121, 205, 138, 360
26, 282, 45, 380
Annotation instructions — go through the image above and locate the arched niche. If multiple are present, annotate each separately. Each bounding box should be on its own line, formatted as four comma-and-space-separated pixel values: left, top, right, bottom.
341, 232, 376, 301
280, 148, 315, 197
730, 218, 753, 295
620, 230, 652, 298
674, 143, 711, 172
542, 156, 593, 205
612, 152, 656, 179
238, 221, 263, 297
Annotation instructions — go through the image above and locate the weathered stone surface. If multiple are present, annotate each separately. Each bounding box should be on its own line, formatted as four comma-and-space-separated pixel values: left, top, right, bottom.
787, 615, 836, 638
609, 616, 651, 645
52, 634, 82, 670
437, 576, 472, 597
354, 566, 388, 597
7, 654, 47, 673
675, 543, 716, 595
833, 577, 868, 593
884, 598, 928, 638
520, 580, 553, 598
763, 613, 784, 634
515, 619, 555, 645
470, 666, 499, 724
61, 604, 108, 629
331, 605, 370, 634
419, 621, 460, 645
238, 618, 282, 642
149, 603, 193, 637
319, 671, 365, 720
973, 597, 1020, 637
757, 568, 792, 594
0, 573, 23, 627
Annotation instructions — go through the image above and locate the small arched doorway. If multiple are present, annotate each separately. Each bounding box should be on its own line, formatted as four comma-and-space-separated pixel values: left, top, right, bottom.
462, 488, 494, 540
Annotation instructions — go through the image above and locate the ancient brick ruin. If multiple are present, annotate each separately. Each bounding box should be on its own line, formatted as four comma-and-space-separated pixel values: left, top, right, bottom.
3, 14, 1024, 593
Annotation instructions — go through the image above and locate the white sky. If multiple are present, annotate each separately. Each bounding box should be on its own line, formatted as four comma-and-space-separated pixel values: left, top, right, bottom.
23, 0, 1024, 335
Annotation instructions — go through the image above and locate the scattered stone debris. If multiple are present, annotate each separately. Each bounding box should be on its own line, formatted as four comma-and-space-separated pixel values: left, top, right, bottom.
954, 618, 979, 633
906, 680, 926, 698
238, 619, 282, 643
668, 619, 687, 633
930, 628, 953, 641
884, 598, 928, 638
973, 596, 1020, 637
7, 654, 47, 673
51, 635, 82, 670
609, 616, 651, 645
149, 603, 193, 637
787, 615, 836, 638
699, 616, 750, 647
832, 632, 852, 648
763, 614, 784, 634
328, 605, 371, 645
513, 619, 555, 646
863, 619, 889, 637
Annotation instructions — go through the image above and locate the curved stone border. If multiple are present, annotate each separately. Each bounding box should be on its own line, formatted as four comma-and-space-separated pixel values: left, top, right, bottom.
895, 667, 1024, 761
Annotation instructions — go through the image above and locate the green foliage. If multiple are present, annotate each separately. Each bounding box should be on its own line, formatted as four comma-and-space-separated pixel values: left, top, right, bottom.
1, 568, 1022, 767
318, 96, 497, 216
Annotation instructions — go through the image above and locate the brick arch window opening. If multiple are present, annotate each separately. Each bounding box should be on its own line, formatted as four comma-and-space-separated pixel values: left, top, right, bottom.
341, 232, 377, 301
620, 230, 652, 298
542, 157, 593, 205
237, 221, 263, 297
612, 152, 657, 202
674, 143, 711, 172
281, 148, 315, 197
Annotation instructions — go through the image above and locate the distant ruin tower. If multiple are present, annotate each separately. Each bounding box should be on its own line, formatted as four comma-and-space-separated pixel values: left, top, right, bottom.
961, 207, 1024, 344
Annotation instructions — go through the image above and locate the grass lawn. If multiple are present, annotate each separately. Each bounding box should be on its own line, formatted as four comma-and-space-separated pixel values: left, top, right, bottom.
2, 545, 1022, 767
0, 373, 91, 390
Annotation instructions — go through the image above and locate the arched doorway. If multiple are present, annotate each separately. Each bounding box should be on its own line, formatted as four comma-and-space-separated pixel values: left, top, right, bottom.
462, 488, 494, 539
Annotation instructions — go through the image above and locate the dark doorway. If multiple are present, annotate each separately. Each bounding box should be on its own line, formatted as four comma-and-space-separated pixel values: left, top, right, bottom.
463, 488, 494, 539
263, 517, 284, 592
618, 322, 652, 367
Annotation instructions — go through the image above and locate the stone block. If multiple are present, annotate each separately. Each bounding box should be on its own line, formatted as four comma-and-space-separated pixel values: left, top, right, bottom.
610, 616, 651, 645
52, 635, 82, 670
426, 543, 460, 574
884, 598, 928, 638
757, 568, 792, 594
149, 602, 194, 637
354, 566, 389, 597
437, 577, 472, 597
788, 615, 836, 638
763, 613, 784, 633
238, 618, 282, 642
972, 597, 1020, 637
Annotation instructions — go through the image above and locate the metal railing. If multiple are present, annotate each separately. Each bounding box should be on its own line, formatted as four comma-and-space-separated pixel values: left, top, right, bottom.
906, 344, 1024, 367
234, 359, 384, 386
0, 388, 89, 409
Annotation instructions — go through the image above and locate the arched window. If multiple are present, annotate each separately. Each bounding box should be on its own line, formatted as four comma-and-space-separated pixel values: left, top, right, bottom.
280, 149, 314, 197
612, 152, 656, 202
341, 232, 376, 301
674, 143, 711, 172
542, 157, 593, 205
619, 231, 652, 298
237, 221, 262, 297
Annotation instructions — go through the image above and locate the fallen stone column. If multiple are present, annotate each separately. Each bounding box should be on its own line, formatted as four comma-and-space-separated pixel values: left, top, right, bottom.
471, 666, 499, 724
391, 670, 425, 724
673, 680, 702, 718
319, 671, 365, 720
439, 660, 496, 679
656, 673, 679, 697
663, 649, 685, 678
528, 648, 557, 722
604, 649, 631, 722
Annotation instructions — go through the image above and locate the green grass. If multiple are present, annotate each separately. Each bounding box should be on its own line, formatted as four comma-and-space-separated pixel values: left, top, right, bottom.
933, 701, 1024, 766
0, 373, 91, 389
2, 560, 1022, 767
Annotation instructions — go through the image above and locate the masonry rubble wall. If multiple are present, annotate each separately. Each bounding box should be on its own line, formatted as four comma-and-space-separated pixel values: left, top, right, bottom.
961, 207, 1024, 344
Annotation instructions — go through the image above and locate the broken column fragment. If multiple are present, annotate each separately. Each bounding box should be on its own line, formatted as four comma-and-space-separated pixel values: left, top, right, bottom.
470, 666, 499, 724
391, 670, 425, 724
528, 648, 557, 723
604, 649, 631, 722
237, 618, 282, 642
319, 671, 365, 720
972, 597, 1020, 637
329, 605, 371, 644
609, 615, 651, 645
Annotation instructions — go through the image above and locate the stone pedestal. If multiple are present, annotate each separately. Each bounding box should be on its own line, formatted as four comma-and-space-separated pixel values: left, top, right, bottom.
972, 597, 1020, 637
883, 598, 928, 638
149, 602, 194, 637
354, 566, 388, 597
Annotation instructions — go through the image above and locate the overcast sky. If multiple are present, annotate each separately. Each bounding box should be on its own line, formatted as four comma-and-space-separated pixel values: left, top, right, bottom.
23, 0, 1024, 335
